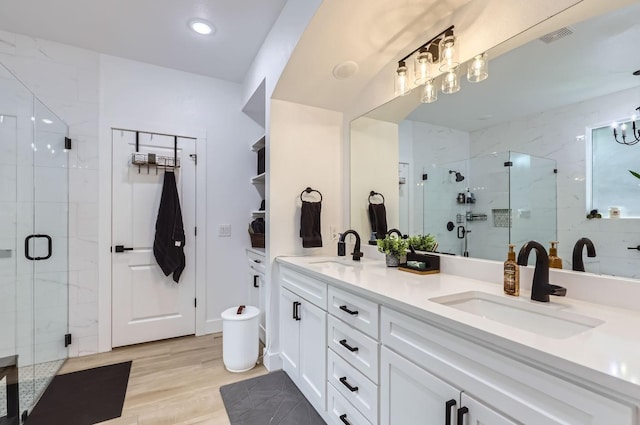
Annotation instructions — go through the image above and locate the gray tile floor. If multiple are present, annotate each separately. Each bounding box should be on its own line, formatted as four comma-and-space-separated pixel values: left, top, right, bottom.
220, 370, 326, 425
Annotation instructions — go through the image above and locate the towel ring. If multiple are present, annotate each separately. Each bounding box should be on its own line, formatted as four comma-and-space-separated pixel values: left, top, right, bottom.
369, 191, 385, 204
300, 187, 323, 202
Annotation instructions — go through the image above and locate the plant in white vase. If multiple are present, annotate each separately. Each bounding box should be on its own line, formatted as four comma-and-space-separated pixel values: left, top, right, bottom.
377, 236, 409, 267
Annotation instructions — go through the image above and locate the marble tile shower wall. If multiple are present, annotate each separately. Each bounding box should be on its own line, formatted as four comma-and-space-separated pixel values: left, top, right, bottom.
0, 30, 101, 357
470, 87, 640, 278
408, 121, 471, 239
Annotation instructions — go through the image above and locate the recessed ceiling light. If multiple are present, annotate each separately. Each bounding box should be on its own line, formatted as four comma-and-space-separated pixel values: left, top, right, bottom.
332, 61, 359, 80
42, 118, 53, 124
188, 19, 214, 36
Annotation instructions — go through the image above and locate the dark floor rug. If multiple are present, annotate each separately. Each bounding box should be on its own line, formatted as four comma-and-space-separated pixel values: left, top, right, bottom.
25, 361, 132, 425
220, 370, 326, 425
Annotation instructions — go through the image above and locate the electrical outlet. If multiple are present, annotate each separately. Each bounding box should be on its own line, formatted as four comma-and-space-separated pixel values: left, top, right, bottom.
218, 224, 231, 237
330, 225, 339, 240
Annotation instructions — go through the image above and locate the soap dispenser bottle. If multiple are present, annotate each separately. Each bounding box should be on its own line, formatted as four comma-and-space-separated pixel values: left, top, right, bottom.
548, 241, 563, 269
503, 244, 520, 296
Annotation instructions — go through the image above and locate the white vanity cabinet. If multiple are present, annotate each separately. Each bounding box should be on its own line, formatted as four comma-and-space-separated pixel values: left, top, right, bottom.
278, 267, 327, 413
380, 306, 634, 425
380, 346, 463, 425
326, 286, 380, 425
246, 249, 266, 342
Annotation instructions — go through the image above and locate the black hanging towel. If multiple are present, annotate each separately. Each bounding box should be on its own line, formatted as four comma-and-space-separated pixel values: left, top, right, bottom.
368, 191, 387, 240
153, 171, 185, 283
300, 187, 323, 248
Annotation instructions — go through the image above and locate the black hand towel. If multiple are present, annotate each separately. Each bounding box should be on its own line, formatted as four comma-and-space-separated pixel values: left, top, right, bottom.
300, 200, 322, 248
368, 202, 388, 240
153, 171, 186, 283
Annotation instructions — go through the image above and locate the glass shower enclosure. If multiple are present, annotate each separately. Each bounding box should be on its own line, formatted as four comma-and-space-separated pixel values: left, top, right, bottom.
421, 151, 557, 261
0, 63, 69, 422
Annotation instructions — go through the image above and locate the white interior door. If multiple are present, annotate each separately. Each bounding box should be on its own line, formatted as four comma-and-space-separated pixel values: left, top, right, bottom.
111, 130, 196, 347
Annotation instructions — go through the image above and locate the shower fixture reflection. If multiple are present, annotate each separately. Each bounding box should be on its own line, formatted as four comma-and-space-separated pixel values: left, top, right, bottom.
449, 170, 465, 182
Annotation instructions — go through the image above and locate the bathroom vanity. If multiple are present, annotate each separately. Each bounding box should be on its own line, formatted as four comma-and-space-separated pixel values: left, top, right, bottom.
276, 255, 640, 425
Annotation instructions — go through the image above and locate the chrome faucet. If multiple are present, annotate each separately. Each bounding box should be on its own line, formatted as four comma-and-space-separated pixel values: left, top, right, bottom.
338, 230, 363, 261
572, 238, 596, 272
517, 241, 566, 302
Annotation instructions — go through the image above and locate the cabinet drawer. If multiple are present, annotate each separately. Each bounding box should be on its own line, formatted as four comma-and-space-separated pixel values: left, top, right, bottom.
280, 266, 327, 309
247, 250, 266, 274
328, 315, 378, 383
327, 384, 373, 425
328, 349, 378, 425
328, 286, 379, 339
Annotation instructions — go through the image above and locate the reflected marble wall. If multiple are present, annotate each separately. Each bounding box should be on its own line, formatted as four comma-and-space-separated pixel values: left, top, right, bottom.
471, 87, 640, 278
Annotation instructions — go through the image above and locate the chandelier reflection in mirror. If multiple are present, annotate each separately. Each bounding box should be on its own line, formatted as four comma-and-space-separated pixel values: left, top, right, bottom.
394, 25, 489, 102
611, 107, 640, 145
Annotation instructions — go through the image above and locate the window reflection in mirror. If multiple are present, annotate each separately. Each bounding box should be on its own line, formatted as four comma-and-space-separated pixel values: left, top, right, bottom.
589, 124, 640, 218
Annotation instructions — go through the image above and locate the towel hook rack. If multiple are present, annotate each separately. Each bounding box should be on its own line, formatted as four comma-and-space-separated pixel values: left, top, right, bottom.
369, 191, 385, 204
300, 187, 323, 202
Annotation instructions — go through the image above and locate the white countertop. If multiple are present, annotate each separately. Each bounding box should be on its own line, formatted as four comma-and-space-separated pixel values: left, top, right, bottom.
276, 255, 640, 401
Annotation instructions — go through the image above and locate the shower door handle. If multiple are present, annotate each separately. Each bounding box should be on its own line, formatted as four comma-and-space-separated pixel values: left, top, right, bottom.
24, 234, 52, 261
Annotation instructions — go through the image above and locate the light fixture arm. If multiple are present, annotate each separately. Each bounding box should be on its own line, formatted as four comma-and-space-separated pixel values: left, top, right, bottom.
613, 106, 640, 145
397, 25, 454, 65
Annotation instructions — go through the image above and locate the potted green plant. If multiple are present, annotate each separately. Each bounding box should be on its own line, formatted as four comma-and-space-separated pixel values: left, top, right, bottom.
407, 234, 438, 252
377, 236, 409, 267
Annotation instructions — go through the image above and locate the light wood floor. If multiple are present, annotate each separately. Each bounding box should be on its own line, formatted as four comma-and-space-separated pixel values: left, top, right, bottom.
58, 334, 267, 425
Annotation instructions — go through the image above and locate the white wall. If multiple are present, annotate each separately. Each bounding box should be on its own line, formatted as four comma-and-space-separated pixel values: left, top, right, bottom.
350, 117, 399, 240
99, 55, 263, 338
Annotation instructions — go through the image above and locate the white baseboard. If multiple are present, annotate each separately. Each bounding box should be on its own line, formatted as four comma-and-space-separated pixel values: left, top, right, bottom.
205, 318, 222, 334
263, 350, 282, 372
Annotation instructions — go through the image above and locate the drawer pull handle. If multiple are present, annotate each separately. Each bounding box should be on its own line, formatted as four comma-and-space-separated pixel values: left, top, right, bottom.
292, 301, 301, 321
457, 406, 468, 425
253, 259, 261, 263
339, 414, 352, 425
339, 305, 359, 316
339, 339, 358, 352
445, 399, 456, 425
253, 275, 259, 288
339, 376, 359, 392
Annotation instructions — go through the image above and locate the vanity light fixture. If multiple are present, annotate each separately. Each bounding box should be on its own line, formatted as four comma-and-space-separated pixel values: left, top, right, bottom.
612, 106, 640, 145
394, 61, 410, 96
188, 18, 214, 35
395, 25, 488, 103
421, 79, 438, 103
467, 52, 489, 83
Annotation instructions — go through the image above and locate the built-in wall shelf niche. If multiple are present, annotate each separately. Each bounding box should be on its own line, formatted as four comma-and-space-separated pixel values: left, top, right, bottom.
244, 79, 266, 251
251, 172, 266, 184
251, 135, 265, 152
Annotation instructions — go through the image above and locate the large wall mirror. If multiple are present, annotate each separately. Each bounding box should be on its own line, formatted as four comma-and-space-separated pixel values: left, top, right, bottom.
350, 1, 640, 280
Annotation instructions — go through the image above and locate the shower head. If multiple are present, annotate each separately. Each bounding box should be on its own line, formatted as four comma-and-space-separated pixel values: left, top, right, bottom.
449, 170, 465, 182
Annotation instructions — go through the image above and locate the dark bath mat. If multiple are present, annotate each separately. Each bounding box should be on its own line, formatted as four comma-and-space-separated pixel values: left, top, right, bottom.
220, 370, 326, 425
25, 361, 131, 425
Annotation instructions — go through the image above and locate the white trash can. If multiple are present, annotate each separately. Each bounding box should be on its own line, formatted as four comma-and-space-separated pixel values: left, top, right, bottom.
221, 305, 260, 372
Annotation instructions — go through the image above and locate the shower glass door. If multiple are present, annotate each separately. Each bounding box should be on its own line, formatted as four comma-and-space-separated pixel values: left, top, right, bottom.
0, 63, 68, 421
29, 99, 69, 412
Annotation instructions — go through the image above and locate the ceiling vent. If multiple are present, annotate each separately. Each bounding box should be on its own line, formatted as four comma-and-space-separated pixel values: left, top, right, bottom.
539, 27, 574, 44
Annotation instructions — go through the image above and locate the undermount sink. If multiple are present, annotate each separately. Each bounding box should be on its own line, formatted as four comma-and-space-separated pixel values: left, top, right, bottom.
430, 291, 604, 339
308, 259, 355, 268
